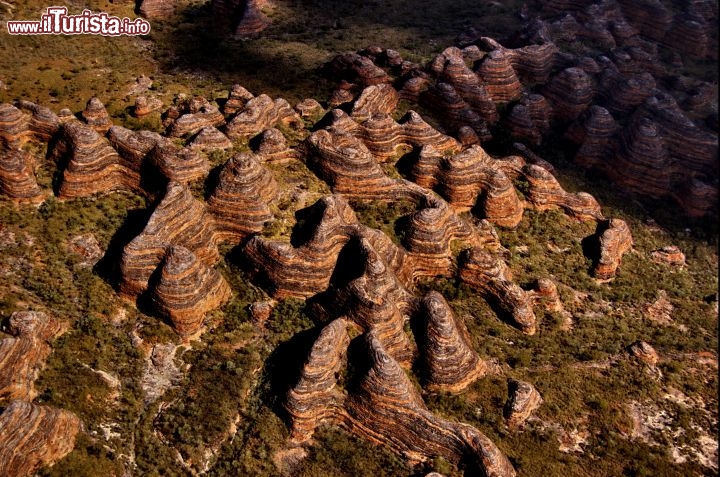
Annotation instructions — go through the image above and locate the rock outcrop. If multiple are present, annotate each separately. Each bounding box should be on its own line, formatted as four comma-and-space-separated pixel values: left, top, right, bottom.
522, 164, 603, 221
81, 97, 112, 134
120, 182, 219, 297
0, 311, 63, 400
459, 248, 536, 335
419, 291, 486, 392
207, 153, 278, 241
150, 245, 232, 337
137, 0, 175, 18
225, 94, 302, 140
0, 401, 80, 477
504, 379, 543, 429
0, 150, 43, 202
593, 218, 633, 281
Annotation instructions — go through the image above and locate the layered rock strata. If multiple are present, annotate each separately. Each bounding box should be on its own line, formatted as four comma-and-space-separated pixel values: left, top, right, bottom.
593, 218, 633, 281
459, 248, 536, 335
504, 379, 543, 429
0, 150, 43, 202
81, 97, 112, 134
0, 311, 63, 400
150, 245, 232, 337
419, 291, 486, 392
225, 94, 302, 140
0, 401, 81, 477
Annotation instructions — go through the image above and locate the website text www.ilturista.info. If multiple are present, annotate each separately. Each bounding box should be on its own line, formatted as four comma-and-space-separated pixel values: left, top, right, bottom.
6, 6, 151, 36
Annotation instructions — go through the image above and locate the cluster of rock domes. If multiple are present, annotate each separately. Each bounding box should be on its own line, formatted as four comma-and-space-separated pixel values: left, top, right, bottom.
324, 0, 718, 218
0, 79, 639, 474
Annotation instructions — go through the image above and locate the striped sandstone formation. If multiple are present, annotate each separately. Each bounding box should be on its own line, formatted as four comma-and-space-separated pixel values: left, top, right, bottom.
223, 84, 255, 116
225, 94, 302, 140
134, 96, 163, 118
146, 138, 210, 184
189, 126, 233, 150
477, 49, 523, 103
285, 318, 350, 443
0, 150, 43, 203
81, 97, 112, 134
0, 401, 80, 477
243, 195, 359, 299
409, 145, 525, 228
211, 0, 270, 37
168, 104, 225, 138
107, 126, 162, 166
419, 291, 486, 392
522, 164, 603, 221
421, 82, 491, 139
542, 67, 594, 121
0, 311, 63, 400
120, 181, 219, 297
504, 379, 543, 429
150, 245, 232, 337
350, 84, 399, 122
14, 101, 60, 142
573, 106, 619, 169
593, 218, 633, 281
459, 248, 536, 335
51, 121, 141, 198
253, 128, 298, 163
0, 103, 29, 149
207, 153, 278, 241
343, 332, 516, 476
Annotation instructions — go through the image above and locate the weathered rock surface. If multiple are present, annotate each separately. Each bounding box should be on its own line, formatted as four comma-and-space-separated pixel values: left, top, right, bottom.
0, 400, 80, 477
51, 121, 141, 198
650, 245, 685, 267
150, 245, 232, 337
134, 96, 163, 118
593, 218, 633, 281
81, 97, 112, 134
207, 153, 278, 240
522, 164, 603, 221
189, 126, 233, 150
0, 311, 62, 400
286, 318, 350, 443
225, 94, 302, 140
504, 379, 543, 429
419, 291, 486, 392
137, 0, 175, 18
628, 340, 659, 367
459, 248, 536, 335
147, 138, 210, 183
0, 149, 43, 202
120, 181, 219, 297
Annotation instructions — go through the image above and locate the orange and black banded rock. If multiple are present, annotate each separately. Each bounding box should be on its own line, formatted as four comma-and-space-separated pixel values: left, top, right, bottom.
305, 129, 407, 200
419, 291, 486, 392
617, 0, 673, 42
286, 318, 350, 443
410, 145, 525, 228
421, 82, 491, 140
211, 0, 269, 37
343, 332, 516, 476
120, 182, 220, 297
603, 72, 656, 115
607, 117, 671, 197
503, 379, 542, 429
0, 150, 43, 203
476, 49, 523, 103
225, 94, 302, 140
521, 93, 552, 135
168, 104, 225, 139
15, 100, 60, 142
81, 97, 112, 134
137, 0, 175, 18
574, 106, 619, 169
0, 311, 62, 400
52, 121, 141, 198
235, 0, 271, 36
438, 55, 499, 124
326, 239, 417, 365
478, 36, 558, 85
399, 75, 431, 103
542, 67, 594, 121
189, 126, 233, 150
351, 84, 400, 122
107, 125, 162, 166
459, 248, 536, 335
522, 164, 603, 221
207, 153, 278, 240
295, 98, 324, 120
134, 96, 163, 118
593, 218, 633, 281
223, 84, 255, 116
662, 12, 709, 59
403, 195, 481, 277
254, 128, 298, 163
150, 245, 232, 337
0, 103, 29, 149
325, 52, 392, 86
147, 138, 210, 183
0, 401, 80, 477
243, 195, 359, 299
